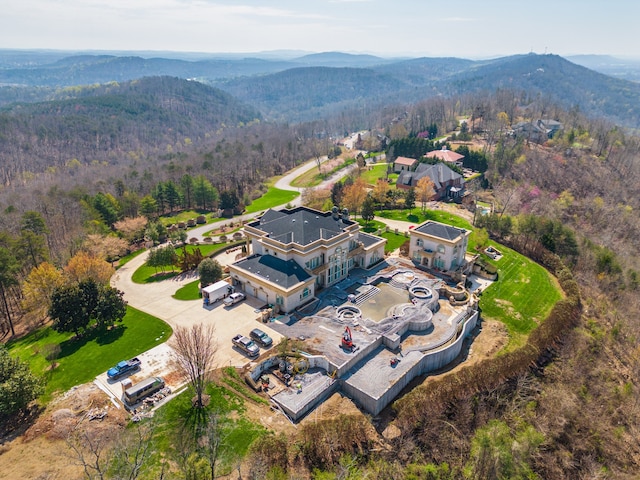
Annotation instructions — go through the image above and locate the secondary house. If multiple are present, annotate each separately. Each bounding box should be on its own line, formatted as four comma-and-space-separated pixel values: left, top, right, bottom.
393, 156, 418, 173
396, 162, 465, 200
228, 206, 387, 313
424, 147, 465, 167
409, 220, 471, 272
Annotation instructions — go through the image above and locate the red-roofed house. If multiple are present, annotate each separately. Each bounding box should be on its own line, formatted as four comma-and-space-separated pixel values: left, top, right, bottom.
393, 156, 418, 173
425, 147, 464, 166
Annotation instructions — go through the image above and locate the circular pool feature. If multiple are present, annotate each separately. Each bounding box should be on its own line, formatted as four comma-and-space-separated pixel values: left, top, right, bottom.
409, 285, 433, 300
336, 305, 362, 321
392, 271, 415, 285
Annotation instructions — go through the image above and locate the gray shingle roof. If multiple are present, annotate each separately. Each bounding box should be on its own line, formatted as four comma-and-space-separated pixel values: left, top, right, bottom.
249, 207, 354, 246
415, 221, 466, 241
396, 162, 462, 189
358, 232, 386, 248
233, 254, 311, 288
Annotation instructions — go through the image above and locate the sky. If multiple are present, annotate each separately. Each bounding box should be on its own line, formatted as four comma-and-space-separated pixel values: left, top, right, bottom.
2, 0, 639, 59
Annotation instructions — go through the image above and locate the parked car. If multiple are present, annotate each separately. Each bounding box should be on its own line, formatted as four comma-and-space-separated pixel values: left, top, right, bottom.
232, 334, 259, 357
250, 328, 273, 347
223, 292, 246, 306
107, 357, 141, 380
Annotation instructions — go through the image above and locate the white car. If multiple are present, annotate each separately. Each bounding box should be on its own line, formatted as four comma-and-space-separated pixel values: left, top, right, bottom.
223, 292, 246, 306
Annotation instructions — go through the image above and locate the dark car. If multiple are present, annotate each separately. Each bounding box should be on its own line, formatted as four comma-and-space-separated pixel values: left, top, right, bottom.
250, 328, 273, 348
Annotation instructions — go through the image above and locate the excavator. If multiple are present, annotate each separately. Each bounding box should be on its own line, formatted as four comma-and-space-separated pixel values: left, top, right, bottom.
341, 326, 356, 352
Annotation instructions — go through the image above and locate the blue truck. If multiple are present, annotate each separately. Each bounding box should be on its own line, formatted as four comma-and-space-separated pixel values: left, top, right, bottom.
107, 357, 141, 380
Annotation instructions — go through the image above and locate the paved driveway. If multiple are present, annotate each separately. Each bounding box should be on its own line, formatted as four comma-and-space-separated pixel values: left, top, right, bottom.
111, 251, 284, 373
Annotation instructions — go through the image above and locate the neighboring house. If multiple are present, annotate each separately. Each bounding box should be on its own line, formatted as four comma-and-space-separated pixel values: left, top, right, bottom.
424, 147, 464, 166
393, 156, 417, 173
396, 162, 465, 199
510, 119, 563, 143
409, 220, 471, 271
229, 206, 386, 313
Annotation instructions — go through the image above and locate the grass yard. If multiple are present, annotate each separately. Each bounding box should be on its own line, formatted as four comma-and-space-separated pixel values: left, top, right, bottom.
149, 368, 267, 476
158, 209, 210, 227
380, 231, 409, 253
245, 187, 299, 213
173, 279, 201, 300
359, 163, 397, 185
132, 243, 232, 284
357, 218, 387, 233
478, 242, 563, 350
116, 248, 145, 268
378, 208, 473, 230
291, 157, 356, 188
377, 208, 563, 349
290, 165, 325, 188
7, 307, 171, 401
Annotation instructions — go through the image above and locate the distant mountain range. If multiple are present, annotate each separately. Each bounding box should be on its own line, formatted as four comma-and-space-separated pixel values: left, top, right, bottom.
1, 50, 640, 128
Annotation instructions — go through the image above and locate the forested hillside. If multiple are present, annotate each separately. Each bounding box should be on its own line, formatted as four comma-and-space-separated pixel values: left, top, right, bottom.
0, 76, 260, 186
219, 66, 406, 122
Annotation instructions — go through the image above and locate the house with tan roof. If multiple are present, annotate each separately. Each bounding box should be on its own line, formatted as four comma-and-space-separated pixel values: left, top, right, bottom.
424, 147, 465, 166
393, 156, 418, 173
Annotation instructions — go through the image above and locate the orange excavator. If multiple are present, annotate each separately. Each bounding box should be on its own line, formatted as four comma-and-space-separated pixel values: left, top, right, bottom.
341, 326, 356, 352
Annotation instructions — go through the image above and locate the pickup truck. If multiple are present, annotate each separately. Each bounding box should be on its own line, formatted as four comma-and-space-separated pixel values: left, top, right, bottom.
107, 357, 141, 380
232, 334, 259, 357
223, 292, 246, 307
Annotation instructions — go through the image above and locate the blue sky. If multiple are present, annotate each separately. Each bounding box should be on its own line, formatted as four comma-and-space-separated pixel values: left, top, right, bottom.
2, 0, 638, 59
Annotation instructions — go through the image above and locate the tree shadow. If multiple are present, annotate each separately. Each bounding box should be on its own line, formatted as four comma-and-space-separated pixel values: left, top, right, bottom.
144, 271, 180, 283
58, 333, 91, 359
96, 324, 127, 346
57, 323, 126, 358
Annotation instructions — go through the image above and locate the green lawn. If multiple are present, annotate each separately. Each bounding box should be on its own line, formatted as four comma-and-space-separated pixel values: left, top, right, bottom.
116, 248, 145, 269
132, 243, 233, 284
291, 157, 356, 188
158, 209, 209, 227
173, 279, 201, 300
380, 231, 409, 252
357, 218, 387, 233
378, 208, 473, 230
478, 242, 563, 350
377, 208, 563, 349
150, 368, 267, 476
360, 163, 392, 184
7, 307, 171, 401
245, 187, 299, 213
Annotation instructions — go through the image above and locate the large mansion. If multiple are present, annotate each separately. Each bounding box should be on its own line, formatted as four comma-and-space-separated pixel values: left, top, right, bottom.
229, 207, 387, 313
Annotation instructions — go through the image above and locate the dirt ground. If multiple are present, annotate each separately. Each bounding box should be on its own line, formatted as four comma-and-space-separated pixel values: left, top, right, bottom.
0, 320, 507, 479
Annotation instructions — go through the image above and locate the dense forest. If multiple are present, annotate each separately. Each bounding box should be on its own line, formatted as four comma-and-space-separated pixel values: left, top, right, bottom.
2, 50, 640, 478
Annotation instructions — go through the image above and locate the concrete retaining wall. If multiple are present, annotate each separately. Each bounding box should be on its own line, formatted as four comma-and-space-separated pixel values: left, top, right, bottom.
336, 336, 383, 377
344, 310, 479, 416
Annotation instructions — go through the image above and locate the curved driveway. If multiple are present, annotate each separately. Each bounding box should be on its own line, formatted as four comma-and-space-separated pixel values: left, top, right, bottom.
110, 155, 471, 371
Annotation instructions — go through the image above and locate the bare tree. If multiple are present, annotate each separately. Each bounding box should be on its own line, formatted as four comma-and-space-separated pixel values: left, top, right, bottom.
66, 420, 155, 480
66, 421, 117, 480
171, 323, 217, 408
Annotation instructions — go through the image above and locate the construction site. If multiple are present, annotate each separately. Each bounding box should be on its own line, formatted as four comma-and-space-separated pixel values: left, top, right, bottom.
244, 257, 481, 421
